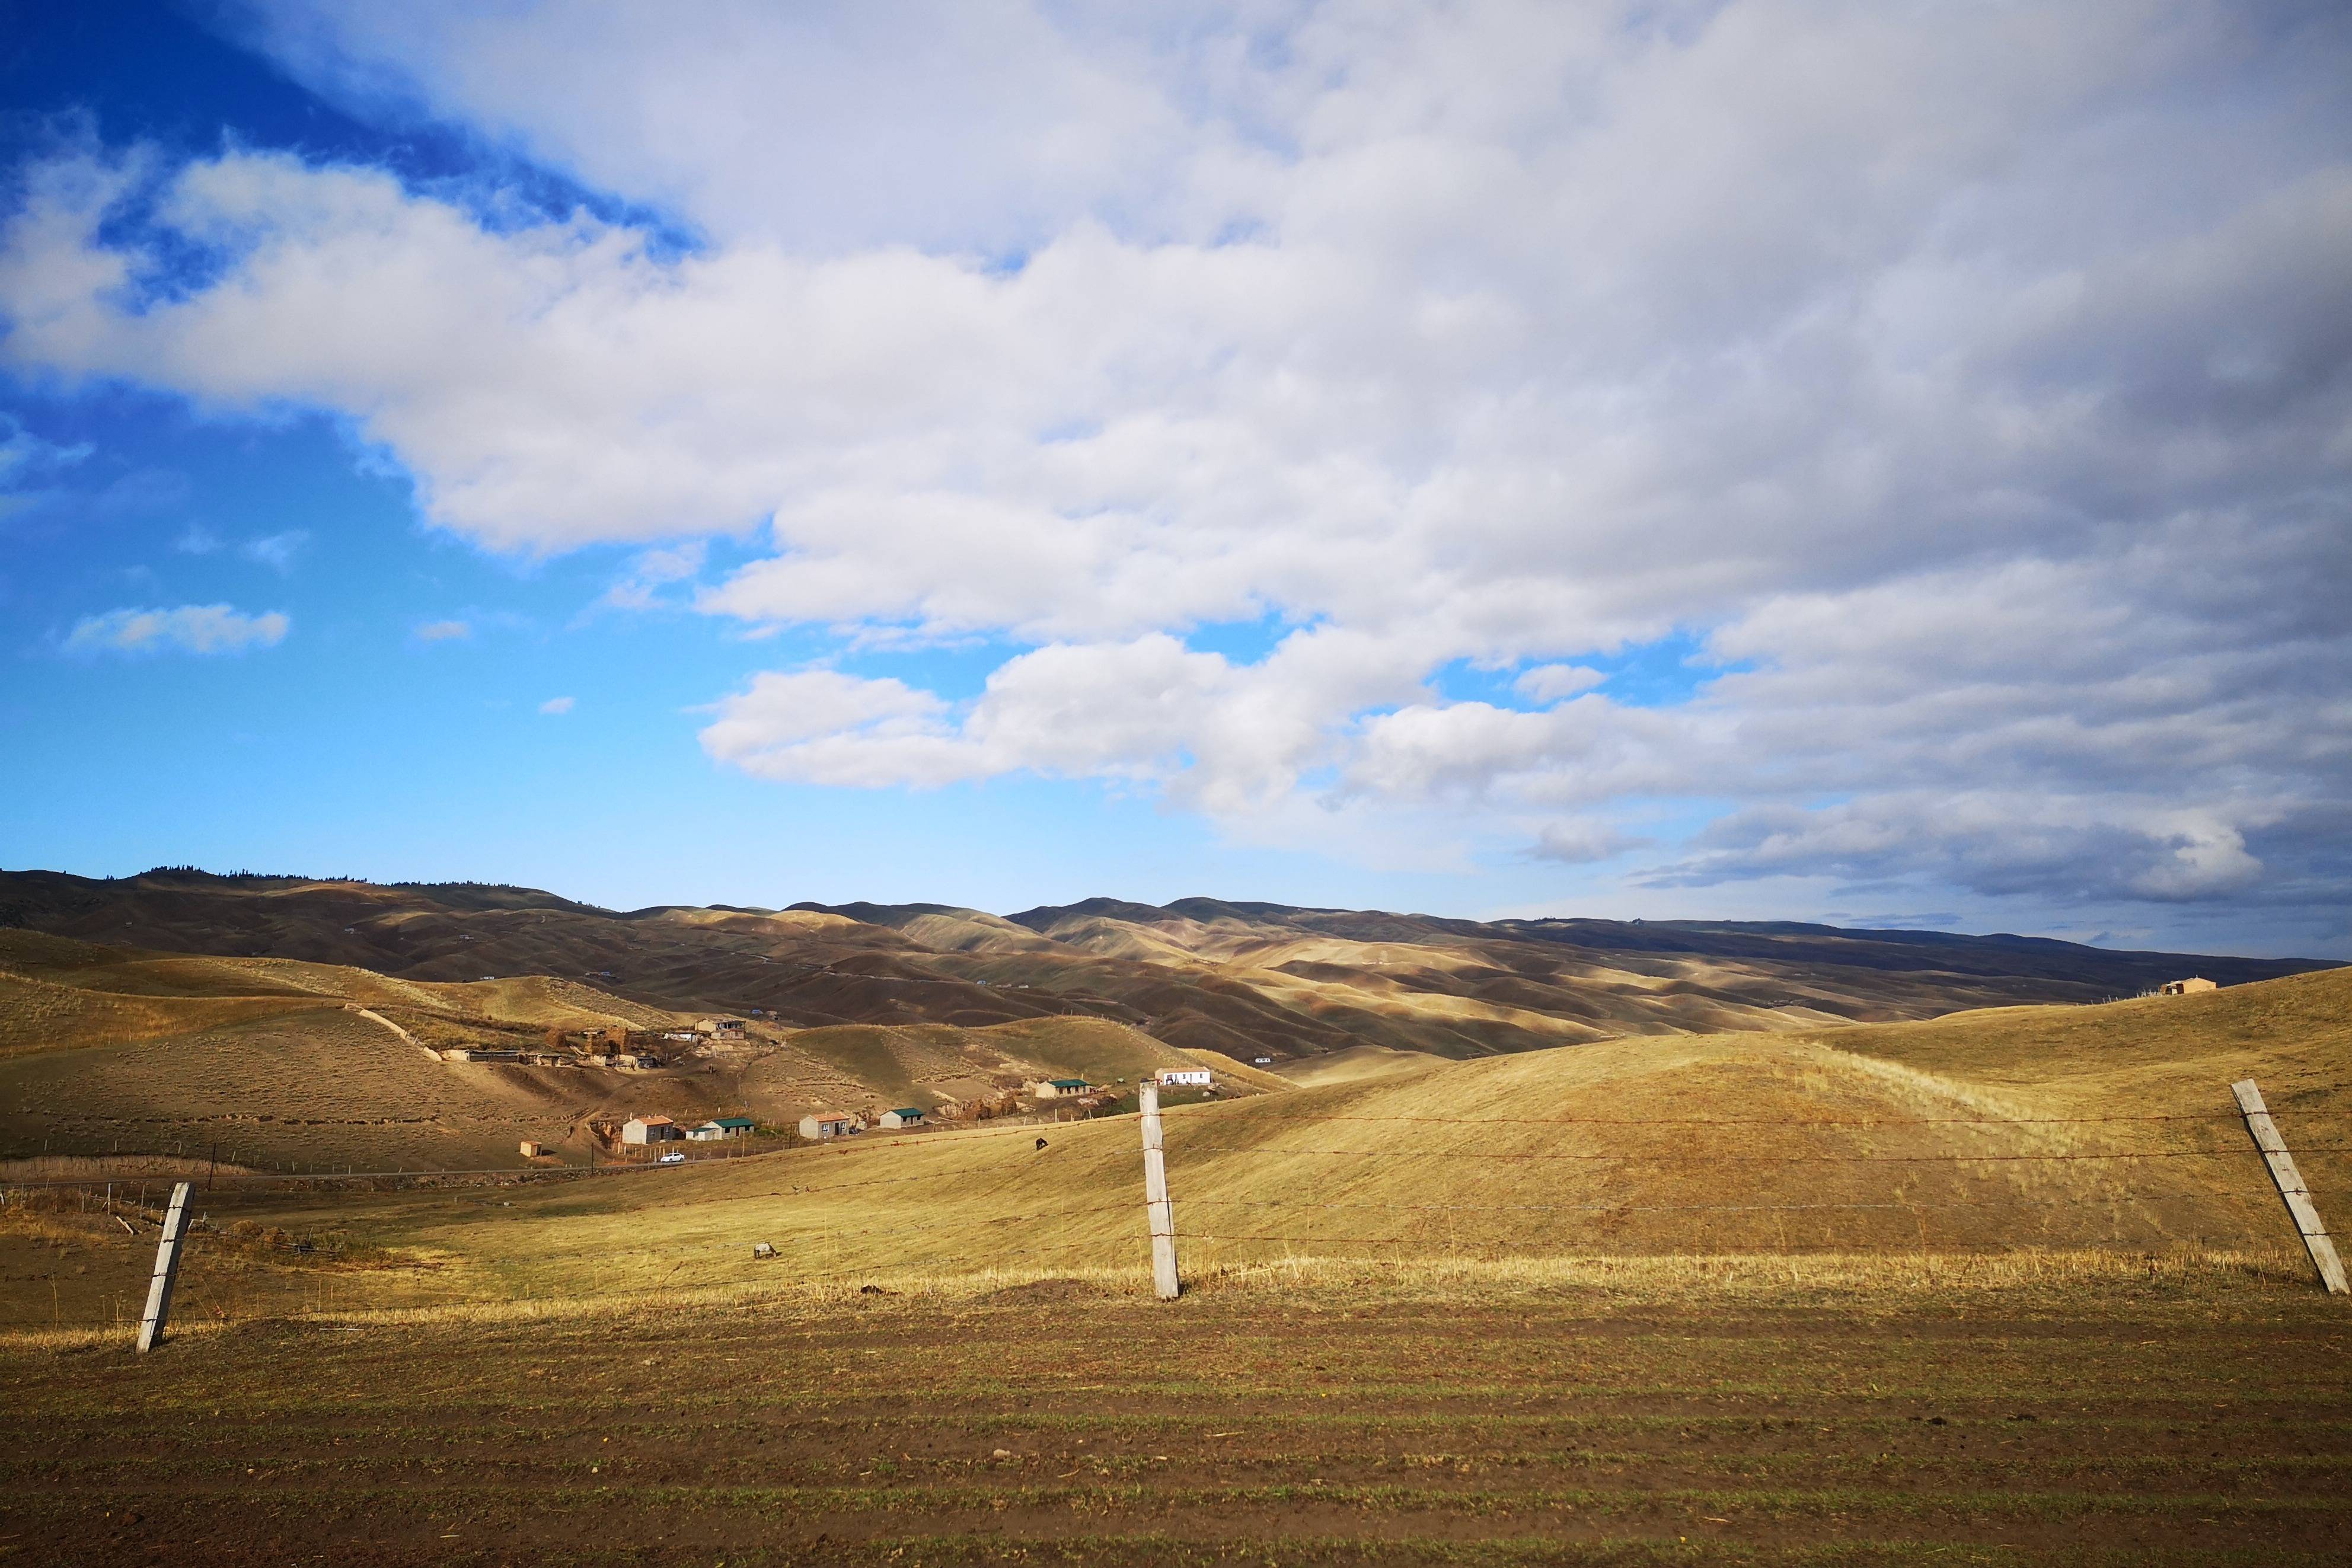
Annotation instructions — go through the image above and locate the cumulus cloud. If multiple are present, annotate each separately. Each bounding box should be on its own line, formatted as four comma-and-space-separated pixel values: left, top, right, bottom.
5, 0, 2351, 944
65, 603, 289, 654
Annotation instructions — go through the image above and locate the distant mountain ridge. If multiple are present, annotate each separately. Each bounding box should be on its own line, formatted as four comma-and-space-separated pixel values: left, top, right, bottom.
0, 867, 2327, 1068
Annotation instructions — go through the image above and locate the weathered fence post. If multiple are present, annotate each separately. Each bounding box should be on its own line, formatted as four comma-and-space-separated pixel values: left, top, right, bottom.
136, 1181, 195, 1352
1139, 1081, 1180, 1301
2232, 1079, 2348, 1296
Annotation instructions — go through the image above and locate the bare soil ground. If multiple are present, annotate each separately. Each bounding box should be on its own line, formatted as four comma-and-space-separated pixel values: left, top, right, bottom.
2, 1272, 2348, 1566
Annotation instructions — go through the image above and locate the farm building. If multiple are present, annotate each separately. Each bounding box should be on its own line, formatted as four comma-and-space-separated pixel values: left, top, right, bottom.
799, 1110, 858, 1139
1033, 1077, 1094, 1099
700, 1018, 749, 1041
1156, 1068, 1212, 1088
518, 1141, 544, 1157
687, 1116, 756, 1142
878, 1107, 926, 1129
621, 1115, 680, 1144
2159, 977, 2218, 995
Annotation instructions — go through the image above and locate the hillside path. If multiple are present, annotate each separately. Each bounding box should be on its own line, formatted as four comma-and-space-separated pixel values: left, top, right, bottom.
346, 1005, 441, 1064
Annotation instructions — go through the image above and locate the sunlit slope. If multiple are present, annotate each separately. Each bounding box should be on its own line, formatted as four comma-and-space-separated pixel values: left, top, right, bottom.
0, 931, 695, 1168
9, 868, 2328, 1067
388, 973, 2344, 1301
0, 929, 1268, 1169
1808, 966, 2352, 1116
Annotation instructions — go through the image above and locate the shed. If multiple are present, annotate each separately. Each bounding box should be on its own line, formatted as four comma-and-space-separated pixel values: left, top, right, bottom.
518, 1140, 544, 1158
799, 1110, 858, 1139
2159, 976, 2219, 996
879, 1107, 926, 1129
621, 1115, 679, 1145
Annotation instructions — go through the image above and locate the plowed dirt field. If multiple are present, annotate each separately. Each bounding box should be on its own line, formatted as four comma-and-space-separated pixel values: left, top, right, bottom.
5, 1273, 2348, 1566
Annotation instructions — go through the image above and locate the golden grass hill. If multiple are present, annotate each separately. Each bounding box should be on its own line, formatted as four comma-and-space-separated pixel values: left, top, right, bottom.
0, 866, 2328, 1176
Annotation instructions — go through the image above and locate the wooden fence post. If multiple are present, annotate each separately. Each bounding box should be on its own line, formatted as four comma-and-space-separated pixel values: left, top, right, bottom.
2232, 1079, 2349, 1296
136, 1181, 194, 1352
1139, 1081, 1180, 1301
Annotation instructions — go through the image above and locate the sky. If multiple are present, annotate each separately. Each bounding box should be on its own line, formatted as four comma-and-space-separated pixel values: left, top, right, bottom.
1, 1, 2348, 956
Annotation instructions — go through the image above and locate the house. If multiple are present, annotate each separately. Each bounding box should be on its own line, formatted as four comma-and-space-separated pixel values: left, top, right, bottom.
1252, 1056, 1274, 1066
687, 1116, 756, 1142
799, 1110, 859, 1139
621, 1115, 679, 1145
2159, 977, 2219, 995
1033, 1077, 1094, 1100
1156, 1068, 1212, 1088
878, 1107, 926, 1129
700, 1017, 749, 1041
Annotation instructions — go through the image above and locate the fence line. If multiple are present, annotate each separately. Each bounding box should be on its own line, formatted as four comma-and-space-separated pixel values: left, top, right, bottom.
1160, 1145, 2348, 1164
1193, 1110, 2309, 1128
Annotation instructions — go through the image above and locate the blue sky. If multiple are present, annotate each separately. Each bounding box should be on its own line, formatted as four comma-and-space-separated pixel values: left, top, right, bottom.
3, 1, 2348, 955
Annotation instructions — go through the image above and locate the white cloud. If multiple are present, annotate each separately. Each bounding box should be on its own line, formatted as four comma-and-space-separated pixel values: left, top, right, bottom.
0, 414, 92, 518
5, 0, 2351, 942
65, 603, 290, 655
1514, 665, 1608, 704
241, 529, 309, 572
1530, 818, 1653, 866
539, 695, 575, 714
414, 619, 470, 641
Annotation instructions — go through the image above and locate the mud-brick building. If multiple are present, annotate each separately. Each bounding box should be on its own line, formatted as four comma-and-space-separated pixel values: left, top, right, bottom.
799, 1110, 858, 1139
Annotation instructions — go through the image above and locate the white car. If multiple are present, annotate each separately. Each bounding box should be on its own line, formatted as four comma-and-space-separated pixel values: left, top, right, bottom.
657, 1150, 686, 1164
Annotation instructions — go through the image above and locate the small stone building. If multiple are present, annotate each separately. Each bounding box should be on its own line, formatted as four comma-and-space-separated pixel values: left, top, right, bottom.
799, 1110, 858, 1139
2159, 977, 2219, 996
621, 1114, 679, 1145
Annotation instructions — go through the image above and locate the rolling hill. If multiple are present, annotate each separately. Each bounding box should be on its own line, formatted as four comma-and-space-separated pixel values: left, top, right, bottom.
2, 867, 2326, 1061
0, 865, 2334, 1173
154, 963, 2351, 1310
0, 926, 1237, 1171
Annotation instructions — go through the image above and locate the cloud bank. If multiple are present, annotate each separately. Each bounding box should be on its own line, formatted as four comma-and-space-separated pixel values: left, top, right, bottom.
5, 0, 2349, 944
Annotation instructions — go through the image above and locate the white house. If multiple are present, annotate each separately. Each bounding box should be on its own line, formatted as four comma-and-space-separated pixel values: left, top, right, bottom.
1156, 1068, 1212, 1088
878, 1107, 926, 1129
687, 1116, 756, 1142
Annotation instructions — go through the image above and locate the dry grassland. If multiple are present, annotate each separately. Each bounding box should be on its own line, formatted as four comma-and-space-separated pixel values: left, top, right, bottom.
2, 969, 2349, 1563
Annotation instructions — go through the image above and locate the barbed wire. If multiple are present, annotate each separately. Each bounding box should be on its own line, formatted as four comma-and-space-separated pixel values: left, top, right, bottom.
1164, 1145, 2335, 1164
1182, 1109, 2318, 1128
1166, 1190, 2271, 1216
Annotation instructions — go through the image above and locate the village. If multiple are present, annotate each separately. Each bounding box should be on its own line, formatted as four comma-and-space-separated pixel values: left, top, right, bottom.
599, 1064, 1219, 1158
